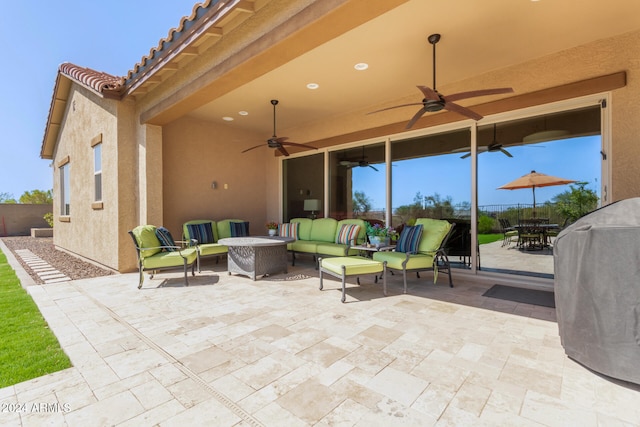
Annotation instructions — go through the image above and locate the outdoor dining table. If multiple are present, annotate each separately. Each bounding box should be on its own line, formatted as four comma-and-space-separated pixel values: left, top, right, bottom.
514, 223, 559, 250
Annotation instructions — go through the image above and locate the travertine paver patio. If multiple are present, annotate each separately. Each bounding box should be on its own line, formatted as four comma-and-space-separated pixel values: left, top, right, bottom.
2, 249, 640, 426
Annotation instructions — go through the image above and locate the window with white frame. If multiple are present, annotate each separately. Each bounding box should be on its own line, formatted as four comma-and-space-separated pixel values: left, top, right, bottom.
93, 142, 102, 202
59, 159, 70, 215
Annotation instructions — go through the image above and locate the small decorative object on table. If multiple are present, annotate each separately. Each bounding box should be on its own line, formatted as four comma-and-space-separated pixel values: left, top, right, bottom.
266, 221, 279, 236
365, 222, 397, 248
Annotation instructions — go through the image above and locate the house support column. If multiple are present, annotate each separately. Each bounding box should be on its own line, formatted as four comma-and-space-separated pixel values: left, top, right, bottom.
138, 124, 163, 226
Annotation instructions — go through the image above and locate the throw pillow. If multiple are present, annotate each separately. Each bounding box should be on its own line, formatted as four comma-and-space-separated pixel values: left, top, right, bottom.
186, 222, 215, 244
137, 225, 162, 258
278, 222, 299, 239
335, 224, 361, 245
230, 221, 250, 237
155, 226, 177, 251
395, 224, 423, 253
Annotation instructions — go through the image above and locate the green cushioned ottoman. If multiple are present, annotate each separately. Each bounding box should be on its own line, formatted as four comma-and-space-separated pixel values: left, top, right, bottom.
319, 256, 387, 303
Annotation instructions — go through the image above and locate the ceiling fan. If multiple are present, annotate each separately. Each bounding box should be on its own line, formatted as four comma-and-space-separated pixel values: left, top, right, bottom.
368, 33, 514, 129
241, 99, 316, 156
339, 147, 379, 171
458, 124, 513, 159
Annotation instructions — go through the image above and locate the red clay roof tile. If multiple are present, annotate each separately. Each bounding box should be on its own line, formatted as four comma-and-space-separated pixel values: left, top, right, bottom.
58, 63, 124, 97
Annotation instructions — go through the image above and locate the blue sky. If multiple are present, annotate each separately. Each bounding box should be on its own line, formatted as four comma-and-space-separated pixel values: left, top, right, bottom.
353, 135, 601, 209
0, 1, 197, 199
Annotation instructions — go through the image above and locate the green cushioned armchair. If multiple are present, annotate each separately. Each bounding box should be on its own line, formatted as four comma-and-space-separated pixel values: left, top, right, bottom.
129, 225, 197, 289
373, 218, 455, 293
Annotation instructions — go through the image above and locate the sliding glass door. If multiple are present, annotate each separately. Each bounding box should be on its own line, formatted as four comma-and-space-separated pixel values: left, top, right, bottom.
329, 143, 386, 220
476, 106, 602, 277
282, 153, 324, 221
282, 100, 606, 279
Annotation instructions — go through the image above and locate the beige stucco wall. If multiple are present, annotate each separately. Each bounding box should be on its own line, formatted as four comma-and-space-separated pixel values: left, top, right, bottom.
51, 85, 120, 269
161, 116, 278, 238
115, 100, 141, 272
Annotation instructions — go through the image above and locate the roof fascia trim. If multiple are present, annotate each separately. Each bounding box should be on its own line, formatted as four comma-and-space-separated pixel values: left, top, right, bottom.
41, 73, 71, 159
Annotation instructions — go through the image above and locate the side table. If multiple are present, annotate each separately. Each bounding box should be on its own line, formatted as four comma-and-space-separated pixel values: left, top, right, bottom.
351, 244, 396, 258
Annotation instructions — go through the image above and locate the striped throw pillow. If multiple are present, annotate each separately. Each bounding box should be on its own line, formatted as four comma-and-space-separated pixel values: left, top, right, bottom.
155, 226, 177, 251
395, 224, 423, 253
335, 224, 361, 245
230, 221, 250, 237
187, 223, 215, 244
278, 222, 299, 239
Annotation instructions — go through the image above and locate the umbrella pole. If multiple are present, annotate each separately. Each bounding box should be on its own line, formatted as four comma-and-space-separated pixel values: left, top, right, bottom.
532, 186, 536, 218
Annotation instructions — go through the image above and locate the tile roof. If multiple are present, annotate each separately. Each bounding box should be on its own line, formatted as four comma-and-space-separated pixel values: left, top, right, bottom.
58, 63, 124, 97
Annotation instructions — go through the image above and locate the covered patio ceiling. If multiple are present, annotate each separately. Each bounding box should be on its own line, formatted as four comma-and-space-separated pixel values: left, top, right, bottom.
142, 0, 638, 152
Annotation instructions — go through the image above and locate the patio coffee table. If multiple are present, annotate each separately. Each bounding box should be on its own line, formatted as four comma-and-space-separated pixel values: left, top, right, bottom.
218, 236, 294, 280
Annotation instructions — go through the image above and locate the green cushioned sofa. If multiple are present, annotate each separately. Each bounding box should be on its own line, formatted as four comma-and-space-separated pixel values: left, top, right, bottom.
182, 219, 247, 271
287, 218, 367, 266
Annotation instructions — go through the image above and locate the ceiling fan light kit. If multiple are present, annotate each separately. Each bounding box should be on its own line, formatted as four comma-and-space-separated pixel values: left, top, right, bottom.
368, 33, 514, 128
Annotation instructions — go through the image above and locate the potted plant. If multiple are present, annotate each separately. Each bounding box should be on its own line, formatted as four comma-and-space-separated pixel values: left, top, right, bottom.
365, 222, 397, 247
266, 221, 279, 236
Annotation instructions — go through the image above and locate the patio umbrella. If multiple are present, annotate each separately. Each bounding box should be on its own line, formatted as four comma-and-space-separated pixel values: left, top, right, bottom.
497, 170, 576, 215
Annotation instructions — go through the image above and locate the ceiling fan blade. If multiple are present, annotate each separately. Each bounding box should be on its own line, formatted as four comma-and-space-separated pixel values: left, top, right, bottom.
458, 146, 491, 159
443, 101, 483, 121
368, 165, 379, 172
241, 144, 265, 153
417, 85, 440, 101
444, 87, 514, 103
277, 145, 290, 156
500, 148, 513, 158
367, 102, 424, 115
405, 107, 427, 129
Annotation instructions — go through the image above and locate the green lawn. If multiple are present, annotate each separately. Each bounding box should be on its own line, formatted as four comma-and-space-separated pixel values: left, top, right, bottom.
478, 233, 503, 245
0, 250, 71, 388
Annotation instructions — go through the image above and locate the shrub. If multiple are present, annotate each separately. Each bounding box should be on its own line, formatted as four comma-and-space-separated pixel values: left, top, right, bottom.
43, 212, 53, 228
478, 214, 495, 234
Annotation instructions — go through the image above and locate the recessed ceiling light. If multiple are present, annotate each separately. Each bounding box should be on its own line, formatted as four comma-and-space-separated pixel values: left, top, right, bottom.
306, 83, 319, 90
238, 111, 248, 116
354, 63, 369, 71
222, 116, 234, 121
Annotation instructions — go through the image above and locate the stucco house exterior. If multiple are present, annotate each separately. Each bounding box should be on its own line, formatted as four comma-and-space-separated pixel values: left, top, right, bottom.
40, 0, 640, 274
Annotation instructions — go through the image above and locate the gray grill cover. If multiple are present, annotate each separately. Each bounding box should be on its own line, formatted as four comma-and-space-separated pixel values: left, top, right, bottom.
554, 198, 640, 385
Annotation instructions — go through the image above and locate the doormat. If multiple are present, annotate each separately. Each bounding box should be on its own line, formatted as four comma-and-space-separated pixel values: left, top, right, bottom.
482, 284, 555, 308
